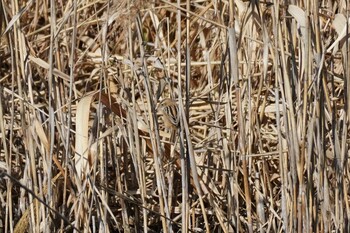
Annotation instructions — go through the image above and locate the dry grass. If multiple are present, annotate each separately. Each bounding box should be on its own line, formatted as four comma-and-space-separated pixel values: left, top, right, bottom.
1, 0, 350, 232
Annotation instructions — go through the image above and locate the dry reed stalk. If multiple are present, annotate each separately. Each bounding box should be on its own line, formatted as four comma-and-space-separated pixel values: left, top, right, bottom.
1, 0, 350, 232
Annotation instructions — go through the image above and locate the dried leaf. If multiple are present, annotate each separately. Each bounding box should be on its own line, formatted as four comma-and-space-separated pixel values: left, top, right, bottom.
327, 14, 348, 53
2, 0, 33, 35
75, 95, 94, 177
34, 119, 49, 152
29, 55, 69, 81
288, 5, 308, 42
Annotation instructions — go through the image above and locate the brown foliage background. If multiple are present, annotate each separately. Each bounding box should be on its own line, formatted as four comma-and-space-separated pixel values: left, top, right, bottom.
1, 0, 350, 232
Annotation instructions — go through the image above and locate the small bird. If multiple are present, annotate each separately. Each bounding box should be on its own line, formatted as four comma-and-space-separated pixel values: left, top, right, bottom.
159, 98, 179, 129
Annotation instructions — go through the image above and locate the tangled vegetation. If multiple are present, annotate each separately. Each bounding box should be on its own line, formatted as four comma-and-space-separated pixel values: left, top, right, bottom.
1, 0, 350, 232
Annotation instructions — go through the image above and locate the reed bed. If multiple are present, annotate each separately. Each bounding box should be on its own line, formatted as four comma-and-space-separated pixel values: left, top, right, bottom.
0, 0, 350, 232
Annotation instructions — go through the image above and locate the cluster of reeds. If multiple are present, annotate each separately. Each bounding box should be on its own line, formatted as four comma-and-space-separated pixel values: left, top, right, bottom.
1, 0, 350, 232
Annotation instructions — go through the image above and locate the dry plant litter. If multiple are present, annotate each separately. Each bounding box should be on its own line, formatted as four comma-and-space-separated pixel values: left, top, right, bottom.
1, 0, 350, 232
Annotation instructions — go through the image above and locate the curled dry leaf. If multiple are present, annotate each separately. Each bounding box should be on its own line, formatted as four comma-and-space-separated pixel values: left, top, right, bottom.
327, 14, 348, 53
288, 5, 308, 42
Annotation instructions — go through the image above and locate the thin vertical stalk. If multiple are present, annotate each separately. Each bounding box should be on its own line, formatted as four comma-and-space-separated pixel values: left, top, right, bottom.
47, 0, 57, 230
177, 0, 188, 231
62, 0, 77, 230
